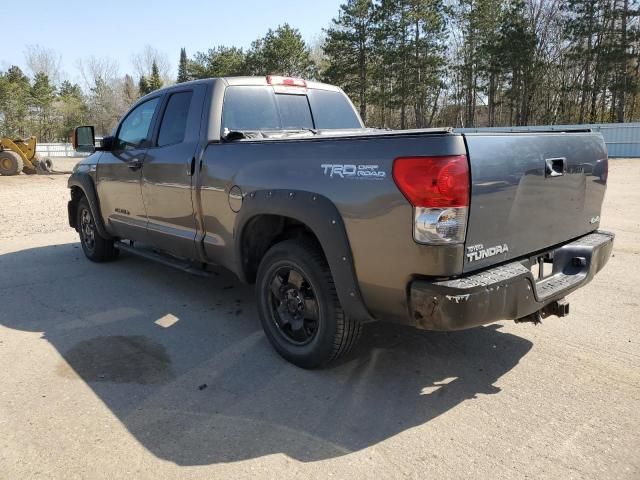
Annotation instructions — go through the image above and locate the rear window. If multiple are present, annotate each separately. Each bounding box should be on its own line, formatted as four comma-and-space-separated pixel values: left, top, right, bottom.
222, 86, 280, 131
307, 89, 362, 129
221, 85, 362, 132
275, 94, 313, 129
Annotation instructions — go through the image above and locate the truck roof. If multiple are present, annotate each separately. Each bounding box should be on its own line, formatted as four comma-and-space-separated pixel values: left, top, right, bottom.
148, 76, 343, 95
222, 76, 342, 92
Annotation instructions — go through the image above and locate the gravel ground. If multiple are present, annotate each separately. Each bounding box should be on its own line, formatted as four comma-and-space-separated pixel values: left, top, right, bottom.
0, 159, 638, 479
0, 158, 80, 239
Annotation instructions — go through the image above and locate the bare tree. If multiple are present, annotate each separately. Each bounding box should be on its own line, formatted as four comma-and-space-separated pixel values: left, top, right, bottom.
76, 56, 125, 135
24, 45, 62, 84
76, 56, 120, 90
131, 45, 173, 85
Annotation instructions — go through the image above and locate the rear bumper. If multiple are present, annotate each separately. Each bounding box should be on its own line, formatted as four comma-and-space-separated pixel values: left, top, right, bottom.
409, 231, 614, 330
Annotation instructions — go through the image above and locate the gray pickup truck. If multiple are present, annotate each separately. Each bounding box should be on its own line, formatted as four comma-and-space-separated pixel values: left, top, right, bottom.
69, 76, 614, 368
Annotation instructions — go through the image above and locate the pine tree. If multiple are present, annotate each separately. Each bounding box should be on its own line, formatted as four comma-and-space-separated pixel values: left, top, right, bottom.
406, 0, 447, 128
122, 74, 137, 104
138, 75, 150, 96
498, 0, 537, 125
0, 66, 30, 138
58, 80, 83, 98
323, 0, 375, 123
189, 46, 248, 78
88, 77, 121, 136
148, 61, 163, 91
30, 72, 56, 141
565, 0, 602, 123
177, 47, 190, 83
246, 24, 316, 77
476, 0, 508, 127
56, 81, 87, 141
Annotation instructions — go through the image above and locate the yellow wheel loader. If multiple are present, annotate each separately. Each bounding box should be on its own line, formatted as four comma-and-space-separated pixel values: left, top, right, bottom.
0, 136, 53, 176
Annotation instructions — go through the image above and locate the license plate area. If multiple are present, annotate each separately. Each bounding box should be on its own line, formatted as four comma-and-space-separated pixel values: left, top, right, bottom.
530, 253, 554, 281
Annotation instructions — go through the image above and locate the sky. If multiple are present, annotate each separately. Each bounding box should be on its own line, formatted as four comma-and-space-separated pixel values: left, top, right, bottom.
1, 0, 344, 83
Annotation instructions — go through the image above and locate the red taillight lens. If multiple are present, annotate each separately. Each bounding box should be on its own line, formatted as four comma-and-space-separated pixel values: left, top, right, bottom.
392, 156, 470, 208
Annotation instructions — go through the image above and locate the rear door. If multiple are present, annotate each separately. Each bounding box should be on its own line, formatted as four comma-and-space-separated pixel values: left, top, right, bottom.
97, 96, 161, 241
463, 132, 608, 272
141, 85, 207, 259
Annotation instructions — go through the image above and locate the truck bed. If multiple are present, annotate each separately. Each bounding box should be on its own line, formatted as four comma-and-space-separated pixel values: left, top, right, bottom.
201, 128, 608, 322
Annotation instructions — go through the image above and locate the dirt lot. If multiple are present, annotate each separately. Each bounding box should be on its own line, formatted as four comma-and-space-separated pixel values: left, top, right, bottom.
0, 159, 639, 479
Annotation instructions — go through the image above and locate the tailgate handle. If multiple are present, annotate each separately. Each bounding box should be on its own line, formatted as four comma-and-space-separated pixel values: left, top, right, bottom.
545, 157, 566, 177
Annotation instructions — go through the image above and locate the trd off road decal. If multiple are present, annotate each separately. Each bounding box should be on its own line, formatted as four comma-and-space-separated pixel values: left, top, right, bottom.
321, 164, 386, 180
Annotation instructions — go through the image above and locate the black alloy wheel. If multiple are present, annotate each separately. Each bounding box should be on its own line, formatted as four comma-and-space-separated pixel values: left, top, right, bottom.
268, 266, 320, 346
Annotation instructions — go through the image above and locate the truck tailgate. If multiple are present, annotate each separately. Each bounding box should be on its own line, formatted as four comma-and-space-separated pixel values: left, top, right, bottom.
463, 132, 608, 273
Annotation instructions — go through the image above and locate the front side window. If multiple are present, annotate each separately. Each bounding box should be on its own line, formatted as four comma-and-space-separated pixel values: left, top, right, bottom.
158, 91, 193, 147
116, 97, 160, 150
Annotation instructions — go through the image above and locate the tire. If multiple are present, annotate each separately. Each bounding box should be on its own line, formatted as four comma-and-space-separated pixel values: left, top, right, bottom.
42, 158, 54, 172
0, 151, 23, 176
76, 197, 118, 262
256, 239, 362, 369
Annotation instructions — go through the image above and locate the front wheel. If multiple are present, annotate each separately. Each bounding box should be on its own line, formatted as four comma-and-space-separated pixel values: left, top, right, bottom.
0, 151, 23, 176
77, 197, 118, 262
256, 239, 362, 369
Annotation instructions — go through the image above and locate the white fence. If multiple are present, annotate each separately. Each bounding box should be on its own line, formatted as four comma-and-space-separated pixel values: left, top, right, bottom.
36, 143, 88, 158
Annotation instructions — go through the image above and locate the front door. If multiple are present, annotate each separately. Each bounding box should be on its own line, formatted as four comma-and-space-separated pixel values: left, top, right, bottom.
141, 86, 206, 259
97, 96, 161, 241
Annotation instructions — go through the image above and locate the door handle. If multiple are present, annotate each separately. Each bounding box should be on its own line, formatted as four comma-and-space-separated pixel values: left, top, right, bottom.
187, 157, 196, 176
127, 159, 143, 171
545, 157, 566, 177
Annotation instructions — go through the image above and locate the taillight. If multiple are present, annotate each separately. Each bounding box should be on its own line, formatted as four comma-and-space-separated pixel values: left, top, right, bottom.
266, 75, 307, 88
393, 156, 470, 245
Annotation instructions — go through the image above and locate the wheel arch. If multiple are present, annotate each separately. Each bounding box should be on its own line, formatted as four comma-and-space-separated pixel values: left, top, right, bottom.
234, 190, 374, 323
67, 172, 111, 238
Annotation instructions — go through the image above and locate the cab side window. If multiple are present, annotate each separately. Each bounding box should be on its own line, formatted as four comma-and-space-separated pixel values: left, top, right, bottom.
158, 91, 193, 147
116, 97, 160, 150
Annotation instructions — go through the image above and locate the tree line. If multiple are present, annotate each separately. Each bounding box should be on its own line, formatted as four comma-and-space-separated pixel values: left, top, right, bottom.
1, 0, 639, 140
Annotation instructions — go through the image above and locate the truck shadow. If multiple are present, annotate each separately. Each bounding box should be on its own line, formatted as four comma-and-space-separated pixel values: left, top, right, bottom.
0, 242, 533, 465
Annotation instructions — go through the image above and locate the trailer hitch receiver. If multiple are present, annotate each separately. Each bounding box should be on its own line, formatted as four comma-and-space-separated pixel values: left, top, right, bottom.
516, 298, 570, 325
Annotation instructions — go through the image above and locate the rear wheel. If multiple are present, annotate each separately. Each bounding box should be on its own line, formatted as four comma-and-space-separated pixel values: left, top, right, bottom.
77, 197, 118, 262
256, 239, 362, 368
0, 151, 23, 176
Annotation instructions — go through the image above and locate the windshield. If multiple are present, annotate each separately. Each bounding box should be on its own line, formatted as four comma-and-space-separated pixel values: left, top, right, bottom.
221, 85, 362, 133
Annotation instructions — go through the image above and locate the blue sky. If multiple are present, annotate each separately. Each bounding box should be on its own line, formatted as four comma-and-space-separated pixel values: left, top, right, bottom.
2, 0, 343, 82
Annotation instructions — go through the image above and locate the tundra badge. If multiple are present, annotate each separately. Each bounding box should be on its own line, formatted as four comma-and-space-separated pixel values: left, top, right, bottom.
467, 243, 509, 262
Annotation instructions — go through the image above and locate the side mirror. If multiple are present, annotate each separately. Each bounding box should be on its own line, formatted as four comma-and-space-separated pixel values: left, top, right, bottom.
73, 126, 96, 153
